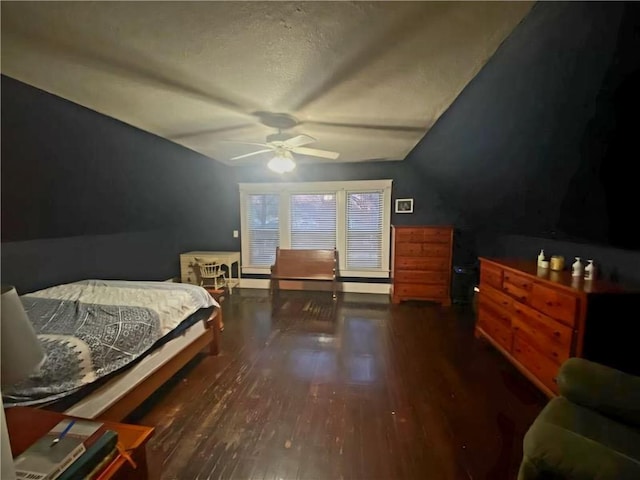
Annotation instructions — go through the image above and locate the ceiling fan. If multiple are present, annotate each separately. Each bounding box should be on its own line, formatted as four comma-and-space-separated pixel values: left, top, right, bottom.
226, 131, 340, 173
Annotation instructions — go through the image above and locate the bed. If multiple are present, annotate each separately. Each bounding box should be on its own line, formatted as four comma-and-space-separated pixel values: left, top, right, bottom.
2, 279, 221, 421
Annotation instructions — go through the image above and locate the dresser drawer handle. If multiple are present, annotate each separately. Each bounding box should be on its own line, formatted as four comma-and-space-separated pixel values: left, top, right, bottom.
553, 331, 561, 337
546, 301, 554, 306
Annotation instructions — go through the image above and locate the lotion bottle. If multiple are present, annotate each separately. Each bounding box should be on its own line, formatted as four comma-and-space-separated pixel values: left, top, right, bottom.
572, 257, 583, 277
538, 249, 545, 267
584, 260, 595, 281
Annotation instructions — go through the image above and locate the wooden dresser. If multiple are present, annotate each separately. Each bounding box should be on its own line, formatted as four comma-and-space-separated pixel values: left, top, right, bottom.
476, 257, 640, 396
391, 225, 453, 305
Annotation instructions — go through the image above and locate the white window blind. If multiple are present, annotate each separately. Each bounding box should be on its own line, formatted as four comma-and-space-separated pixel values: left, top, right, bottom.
346, 191, 384, 269
240, 180, 391, 277
247, 194, 279, 267
290, 194, 336, 249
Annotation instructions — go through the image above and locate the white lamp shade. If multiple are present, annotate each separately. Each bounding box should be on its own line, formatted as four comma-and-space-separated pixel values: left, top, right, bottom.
1, 285, 46, 386
267, 152, 296, 173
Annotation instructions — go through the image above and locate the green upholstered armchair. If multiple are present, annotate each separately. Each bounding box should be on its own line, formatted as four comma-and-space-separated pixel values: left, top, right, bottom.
519, 358, 640, 480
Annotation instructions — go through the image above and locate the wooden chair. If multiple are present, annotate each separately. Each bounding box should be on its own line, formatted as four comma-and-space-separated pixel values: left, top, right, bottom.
195, 258, 227, 290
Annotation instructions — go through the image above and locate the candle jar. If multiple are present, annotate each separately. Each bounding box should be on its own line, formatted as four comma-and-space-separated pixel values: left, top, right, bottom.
550, 255, 565, 271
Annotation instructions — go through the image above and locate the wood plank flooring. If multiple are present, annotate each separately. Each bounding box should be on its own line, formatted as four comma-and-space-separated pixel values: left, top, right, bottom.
129, 290, 546, 480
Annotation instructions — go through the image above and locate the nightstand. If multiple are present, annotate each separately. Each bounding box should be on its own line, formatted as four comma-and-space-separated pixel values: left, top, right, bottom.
5, 406, 154, 479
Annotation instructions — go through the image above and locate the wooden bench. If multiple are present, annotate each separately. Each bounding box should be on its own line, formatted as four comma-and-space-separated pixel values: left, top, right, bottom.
270, 247, 338, 299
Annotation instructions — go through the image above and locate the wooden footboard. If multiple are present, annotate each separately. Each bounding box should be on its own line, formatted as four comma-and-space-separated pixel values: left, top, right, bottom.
95, 306, 221, 422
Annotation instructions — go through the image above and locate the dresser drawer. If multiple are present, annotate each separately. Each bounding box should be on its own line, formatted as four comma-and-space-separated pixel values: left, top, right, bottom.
422, 228, 451, 244
421, 244, 450, 257
512, 333, 560, 393
395, 227, 451, 243
394, 284, 447, 298
481, 284, 514, 312
395, 228, 428, 243
530, 284, 578, 327
481, 264, 503, 290
395, 257, 449, 271
395, 243, 450, 257
503, 270, 533, 291
511, 309, 572, 364
503, 281, 530, 304
477, 306, 513, 352
478, 295, 512, 327
395, 270, 448, 285
395, 242, 425, 256
512, 302, 573, 353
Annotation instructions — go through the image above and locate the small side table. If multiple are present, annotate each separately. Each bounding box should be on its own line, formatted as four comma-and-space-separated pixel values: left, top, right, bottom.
5, 406, 154, 480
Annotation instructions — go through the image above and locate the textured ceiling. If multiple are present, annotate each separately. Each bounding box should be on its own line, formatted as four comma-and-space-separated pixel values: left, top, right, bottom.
1, 1, 533, 166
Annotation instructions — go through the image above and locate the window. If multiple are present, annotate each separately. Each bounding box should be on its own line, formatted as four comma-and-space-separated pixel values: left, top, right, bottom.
346, 192, 384, 269
290, 194, 336, 249
239, 180, 392, 278
246, 194, 280, 267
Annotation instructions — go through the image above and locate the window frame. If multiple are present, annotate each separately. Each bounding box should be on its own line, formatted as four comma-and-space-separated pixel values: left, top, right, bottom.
239, 180, 392, 278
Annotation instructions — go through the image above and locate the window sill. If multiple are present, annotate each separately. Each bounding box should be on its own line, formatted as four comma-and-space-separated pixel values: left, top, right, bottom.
242, 266, 389, 279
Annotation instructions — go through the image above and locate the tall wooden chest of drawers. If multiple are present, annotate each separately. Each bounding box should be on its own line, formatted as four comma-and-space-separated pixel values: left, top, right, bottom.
391, 225, 453, 305
476, 257, 640, 396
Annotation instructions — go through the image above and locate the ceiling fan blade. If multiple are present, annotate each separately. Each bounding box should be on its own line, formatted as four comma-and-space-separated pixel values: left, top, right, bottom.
230, 149, 273, 160
282, 134, 316, 148
291, 147, 340, 160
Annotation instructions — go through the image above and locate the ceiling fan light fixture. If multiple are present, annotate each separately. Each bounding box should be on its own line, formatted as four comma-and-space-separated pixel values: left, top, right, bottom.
267, 152, 296, 173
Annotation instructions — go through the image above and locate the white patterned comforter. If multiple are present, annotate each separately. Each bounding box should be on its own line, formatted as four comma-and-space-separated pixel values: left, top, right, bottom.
3, 280, 217, 406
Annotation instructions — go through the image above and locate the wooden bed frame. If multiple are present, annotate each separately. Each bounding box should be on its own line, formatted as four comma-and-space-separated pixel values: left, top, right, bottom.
92, 306, 221, 422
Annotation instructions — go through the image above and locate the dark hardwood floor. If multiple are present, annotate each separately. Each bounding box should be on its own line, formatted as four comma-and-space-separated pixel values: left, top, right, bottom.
129, 290, 546, 480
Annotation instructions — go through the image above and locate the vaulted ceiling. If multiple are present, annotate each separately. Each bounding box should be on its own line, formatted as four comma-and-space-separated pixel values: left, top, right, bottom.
1, 1, 533, 166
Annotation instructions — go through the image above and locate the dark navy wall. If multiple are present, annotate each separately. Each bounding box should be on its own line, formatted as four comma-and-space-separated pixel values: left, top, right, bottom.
3, 2, 640, 291
405, 1, 640, 283
406, 1, 638, 251
1, 76, 239, 292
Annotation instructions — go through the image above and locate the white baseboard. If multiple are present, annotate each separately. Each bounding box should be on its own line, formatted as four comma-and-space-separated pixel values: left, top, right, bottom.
239, 278, 390, 295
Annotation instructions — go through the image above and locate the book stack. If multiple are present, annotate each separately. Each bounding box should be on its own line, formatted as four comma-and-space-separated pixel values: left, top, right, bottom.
13, 419, 119, 480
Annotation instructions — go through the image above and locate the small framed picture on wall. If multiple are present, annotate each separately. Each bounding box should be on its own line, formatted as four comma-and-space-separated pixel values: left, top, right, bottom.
395, 198, 414, 213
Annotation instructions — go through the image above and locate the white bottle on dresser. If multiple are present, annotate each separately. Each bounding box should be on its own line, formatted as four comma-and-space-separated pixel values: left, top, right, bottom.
538, 249, 546, 267
572, 257, 584, 277
584, 260, 596, 281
